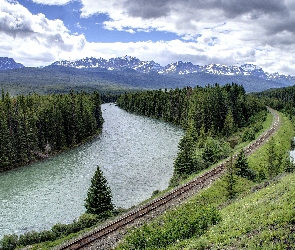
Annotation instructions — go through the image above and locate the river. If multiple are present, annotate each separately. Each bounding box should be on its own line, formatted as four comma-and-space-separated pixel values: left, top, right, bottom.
0, 103, 183, 238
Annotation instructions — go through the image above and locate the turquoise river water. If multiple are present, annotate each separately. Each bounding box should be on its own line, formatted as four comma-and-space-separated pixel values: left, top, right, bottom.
0, 103, 183, 238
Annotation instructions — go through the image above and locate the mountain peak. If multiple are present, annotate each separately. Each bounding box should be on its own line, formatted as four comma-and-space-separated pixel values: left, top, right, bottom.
50, 56, 294, 84
0, 57, 24, 70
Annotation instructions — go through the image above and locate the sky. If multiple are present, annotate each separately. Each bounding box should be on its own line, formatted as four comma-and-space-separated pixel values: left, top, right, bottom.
1, 0, 295, 75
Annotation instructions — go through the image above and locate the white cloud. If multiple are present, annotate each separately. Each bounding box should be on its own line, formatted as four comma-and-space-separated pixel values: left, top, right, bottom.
1, 0, 295, 75
76, 0, 295, 75
0, 0, 86, 66
80, 0, 124, 18
31, 0, 72, 5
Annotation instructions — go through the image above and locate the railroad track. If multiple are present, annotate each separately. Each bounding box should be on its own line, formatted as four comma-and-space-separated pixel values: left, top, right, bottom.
57, 107, 280, 250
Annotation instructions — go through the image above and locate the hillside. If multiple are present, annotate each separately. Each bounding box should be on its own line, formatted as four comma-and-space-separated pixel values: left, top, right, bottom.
0, 66, 140, 95
0, 56, 293, 95
0, 66, 288, 95
116, 111, 295, 250
180, 172, 295, 249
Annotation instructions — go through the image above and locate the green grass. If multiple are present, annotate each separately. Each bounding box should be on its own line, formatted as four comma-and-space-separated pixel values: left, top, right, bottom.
14, 111, 293, 250
116, 111, 295, 250
249, 112, 293, 166
168, 172, 295, 250
18, 232, 84, 250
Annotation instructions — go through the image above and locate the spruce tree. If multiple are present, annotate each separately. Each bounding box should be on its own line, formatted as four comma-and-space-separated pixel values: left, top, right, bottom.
224, 156, 236, 199
235, 150, 256, 180
174, 133, 196, 176
266, 137, 278, 178
223, 110, 234, 136
85, 166, 114, 217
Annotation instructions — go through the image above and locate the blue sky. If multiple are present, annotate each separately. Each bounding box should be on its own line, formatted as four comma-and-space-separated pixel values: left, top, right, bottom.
1, 0, 295, 75
19, 0, 180, 43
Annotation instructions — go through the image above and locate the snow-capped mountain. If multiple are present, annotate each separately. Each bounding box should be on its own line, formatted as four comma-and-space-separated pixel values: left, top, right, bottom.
51, 56, 295, 84
1, 55, 294, 93
1, 55, 293, 85
158, 61, 201, 74
159, 62, 293, 83
52, 56, 163, 73
0, 57, 24, 70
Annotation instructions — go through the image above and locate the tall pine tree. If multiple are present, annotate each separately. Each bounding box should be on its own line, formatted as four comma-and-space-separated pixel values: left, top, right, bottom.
224, 156, 236, 199
85, 166, 114, 217
235, 150, 256, 180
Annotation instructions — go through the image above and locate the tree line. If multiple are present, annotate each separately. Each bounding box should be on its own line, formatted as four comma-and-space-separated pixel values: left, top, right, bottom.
117, 83, 264, 133
254, 85, 295, 118
117, 83, 266, 183
0, 90, 103, 171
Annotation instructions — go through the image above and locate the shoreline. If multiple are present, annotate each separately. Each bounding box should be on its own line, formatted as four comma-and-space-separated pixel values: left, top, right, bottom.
0, 129, 102, 174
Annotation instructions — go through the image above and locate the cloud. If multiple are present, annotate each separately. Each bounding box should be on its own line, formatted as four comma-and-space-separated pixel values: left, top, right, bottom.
123, 0, 172, 19
0, 1, 35, 37
1, 0, 295, 75
31, 0, 72, 5
0, 0, 86, 66
78, 0, 295, 46
76, 0, 295, 74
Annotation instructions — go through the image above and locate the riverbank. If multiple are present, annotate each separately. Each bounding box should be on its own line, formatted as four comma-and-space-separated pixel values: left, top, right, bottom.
0, 129, 102, 174
12, 108, 289, 249
119, 110, 294, 250
0, 103, 183, 239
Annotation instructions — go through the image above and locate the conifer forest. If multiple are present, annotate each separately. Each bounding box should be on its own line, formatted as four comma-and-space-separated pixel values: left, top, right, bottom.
0, 91, 103, 171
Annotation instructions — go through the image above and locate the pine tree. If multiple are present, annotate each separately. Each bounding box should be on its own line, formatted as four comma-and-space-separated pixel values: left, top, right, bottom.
266, 137, 278, 178
174, 132, 196, 176
224, 156, 236, 199
223, 110, 234, 136
235, 150, 256, 180
85, 166, 114, 217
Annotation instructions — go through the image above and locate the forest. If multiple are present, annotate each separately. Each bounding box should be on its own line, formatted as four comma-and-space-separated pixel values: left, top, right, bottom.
113, 86, 295, 250
117, 83, 264, 131
254, 84, 295, 118
1, 82, 295, 249
117, 83, 266, 183
0, 90, 103, 172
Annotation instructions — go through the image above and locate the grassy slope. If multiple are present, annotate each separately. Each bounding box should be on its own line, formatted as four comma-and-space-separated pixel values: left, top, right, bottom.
165, 112, 295, 250
18, 111, 294, 250
114, 111, 294, 250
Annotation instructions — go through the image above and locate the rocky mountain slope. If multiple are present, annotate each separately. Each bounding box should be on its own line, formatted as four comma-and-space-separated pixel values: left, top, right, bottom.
51, 56, 295, 86
0, 57, 24, 70
0, 56, 294, 94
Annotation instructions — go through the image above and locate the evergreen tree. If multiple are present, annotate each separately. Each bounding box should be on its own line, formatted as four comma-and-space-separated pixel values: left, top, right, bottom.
224, 156, 236, 199
235, 150, 256, 180
174, 133, 196, 176
266, 137, 278, 178
85, 166, 114, 217
223, 110, 234, 136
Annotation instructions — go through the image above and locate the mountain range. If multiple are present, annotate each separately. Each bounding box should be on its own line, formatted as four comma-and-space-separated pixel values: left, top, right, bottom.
0, 57, 24, 70
51, 56, 295, 84
0, 56, 294, 94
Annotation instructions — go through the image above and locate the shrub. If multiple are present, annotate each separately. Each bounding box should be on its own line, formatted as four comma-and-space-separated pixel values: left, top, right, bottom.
0, 213, 101, 250
0, 234, 18, 250
116, 205, 221, 249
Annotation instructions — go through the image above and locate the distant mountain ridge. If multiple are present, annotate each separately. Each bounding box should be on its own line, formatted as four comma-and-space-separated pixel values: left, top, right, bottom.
0, 57, 24, 70
51, 56, 163, 73
1, 56, 294, 86
51, 55, 295, 85
0, 56, 294, 94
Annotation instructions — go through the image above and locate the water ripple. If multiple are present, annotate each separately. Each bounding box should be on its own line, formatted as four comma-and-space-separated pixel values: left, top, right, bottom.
0, 103, 183, 238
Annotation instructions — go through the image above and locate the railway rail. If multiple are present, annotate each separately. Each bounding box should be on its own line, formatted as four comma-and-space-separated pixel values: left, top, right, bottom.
57, 107, 280, 250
